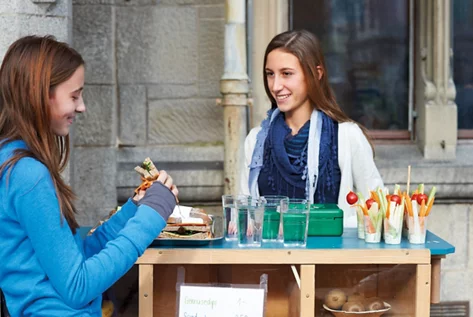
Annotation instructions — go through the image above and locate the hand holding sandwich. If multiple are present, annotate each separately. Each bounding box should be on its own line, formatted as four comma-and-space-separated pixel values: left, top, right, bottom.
138, 173, 177, 222
133, 170, 179, 202
133, 158, 180, 221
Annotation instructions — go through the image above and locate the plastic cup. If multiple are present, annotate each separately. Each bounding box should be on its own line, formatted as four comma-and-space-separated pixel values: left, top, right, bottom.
356, 209, 365, 239
235, 196, 265, 247
408, 216, 427, 244
281, 199, 309, 247
222, 195, 250, 241
402, 210, 409, 238
383, 218, 402, 244
364, 215, 381, 243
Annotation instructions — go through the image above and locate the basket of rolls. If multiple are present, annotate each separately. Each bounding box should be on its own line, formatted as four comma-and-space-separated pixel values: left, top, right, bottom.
323, 289, 391, 317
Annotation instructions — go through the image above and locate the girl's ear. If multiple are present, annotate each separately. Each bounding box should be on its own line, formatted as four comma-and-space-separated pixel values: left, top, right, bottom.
316, 66, 323, 81
48, 88, 55, 102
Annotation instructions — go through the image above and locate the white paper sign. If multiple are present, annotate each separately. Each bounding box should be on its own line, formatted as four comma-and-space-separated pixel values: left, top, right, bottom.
178, 285, 265, 317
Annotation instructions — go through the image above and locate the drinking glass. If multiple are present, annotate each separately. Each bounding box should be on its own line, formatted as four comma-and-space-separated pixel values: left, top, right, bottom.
281, 198, 309, 247
260, 196, 288, 242
221, 194, 249, 241
235, 196, 265, 247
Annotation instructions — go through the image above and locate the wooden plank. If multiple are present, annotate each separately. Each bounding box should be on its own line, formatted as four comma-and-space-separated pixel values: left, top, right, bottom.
430, 256, 443, 304
288, 278, 300, 317
138, 264, 153, 317
136, 249, 431, 265
415, 264, 431, 317
300, 265, 315, 317
153, 265, 177, 316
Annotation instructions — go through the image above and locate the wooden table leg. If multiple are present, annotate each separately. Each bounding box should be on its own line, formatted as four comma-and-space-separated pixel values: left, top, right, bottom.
430, 256, 444, 304
415, 264, 431, 317
139, 264, 154, 317
300, 265, 315, 317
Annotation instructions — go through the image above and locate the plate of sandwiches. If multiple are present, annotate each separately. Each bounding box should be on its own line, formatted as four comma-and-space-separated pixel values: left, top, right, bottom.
134, 158, 224, 246
152, 205, 224, 246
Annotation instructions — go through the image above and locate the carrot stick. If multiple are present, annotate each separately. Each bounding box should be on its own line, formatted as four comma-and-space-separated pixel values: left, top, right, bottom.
365, 217, 376, 234
386, 200, 391, 219
419, 199, 426, 217
425, 197, 435, 216
372, 192, 380, 206
134, 176, 157, 194
352, 204, 369, 216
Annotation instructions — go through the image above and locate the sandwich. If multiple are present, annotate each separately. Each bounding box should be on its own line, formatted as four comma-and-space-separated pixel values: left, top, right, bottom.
158, 207, 213, 239
134, 157, 160, 194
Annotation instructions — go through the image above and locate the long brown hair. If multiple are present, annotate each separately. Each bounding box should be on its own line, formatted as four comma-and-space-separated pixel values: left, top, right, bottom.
263, 30, 374, 151
0, 35, 84, 233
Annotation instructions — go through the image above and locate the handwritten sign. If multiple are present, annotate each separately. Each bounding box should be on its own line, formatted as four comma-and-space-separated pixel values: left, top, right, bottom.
178, 285, 265, 317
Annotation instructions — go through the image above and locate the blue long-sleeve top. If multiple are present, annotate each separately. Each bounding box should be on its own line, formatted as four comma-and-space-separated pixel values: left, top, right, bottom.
0, 140, 167, 316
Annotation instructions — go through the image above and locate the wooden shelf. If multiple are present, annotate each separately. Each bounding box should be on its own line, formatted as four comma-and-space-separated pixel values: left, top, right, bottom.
134, 229, 454, 316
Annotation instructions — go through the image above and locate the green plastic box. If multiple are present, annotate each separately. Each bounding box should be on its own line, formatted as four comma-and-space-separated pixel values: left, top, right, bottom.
308, 204, 343, 236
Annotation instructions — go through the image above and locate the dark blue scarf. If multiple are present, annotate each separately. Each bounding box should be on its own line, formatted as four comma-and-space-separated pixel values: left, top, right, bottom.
258, 111, 341, 203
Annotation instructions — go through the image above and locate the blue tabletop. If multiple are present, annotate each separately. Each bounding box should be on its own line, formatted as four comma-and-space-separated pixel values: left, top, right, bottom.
79, 227, 455, 256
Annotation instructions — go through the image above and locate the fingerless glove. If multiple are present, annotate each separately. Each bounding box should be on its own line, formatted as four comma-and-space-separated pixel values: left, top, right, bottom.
138, 182, 176, 221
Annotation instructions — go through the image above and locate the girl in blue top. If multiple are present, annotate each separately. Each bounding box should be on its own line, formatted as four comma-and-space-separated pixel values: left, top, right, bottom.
0, 36, 178, 316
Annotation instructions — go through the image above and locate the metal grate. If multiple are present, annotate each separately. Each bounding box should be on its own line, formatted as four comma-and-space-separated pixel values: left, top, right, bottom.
431, 301, 469, 317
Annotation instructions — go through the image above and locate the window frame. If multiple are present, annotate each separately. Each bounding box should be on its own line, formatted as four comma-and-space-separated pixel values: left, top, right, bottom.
289, 0, 414, 140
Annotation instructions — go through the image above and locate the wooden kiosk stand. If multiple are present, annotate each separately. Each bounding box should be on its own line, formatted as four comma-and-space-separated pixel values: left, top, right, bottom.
136, 229, 454, 317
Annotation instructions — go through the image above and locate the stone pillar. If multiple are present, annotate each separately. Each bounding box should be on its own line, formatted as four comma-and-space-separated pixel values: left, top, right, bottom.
219, 0, 249, 195
72, 2, 118, 225
415, 0, 457, 159
250, 0, 288, 127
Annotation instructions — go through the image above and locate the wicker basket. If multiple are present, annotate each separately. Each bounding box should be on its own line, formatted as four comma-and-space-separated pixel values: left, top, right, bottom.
323, 302, 391, 317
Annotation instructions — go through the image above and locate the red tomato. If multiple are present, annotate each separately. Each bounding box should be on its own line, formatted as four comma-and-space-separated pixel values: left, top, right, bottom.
346, 191, 358, 205
416, 193, 428, 205
366, 198, 375, 210
390, 195, 401, 205
411, 193, 418, 202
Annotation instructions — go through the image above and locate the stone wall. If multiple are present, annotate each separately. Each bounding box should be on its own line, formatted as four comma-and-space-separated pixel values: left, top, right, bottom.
0, 0, 72, 59
71, 0, 226, 225
430, 204, 472, 303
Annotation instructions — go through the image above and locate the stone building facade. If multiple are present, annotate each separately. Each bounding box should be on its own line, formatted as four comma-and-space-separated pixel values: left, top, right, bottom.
1, 0, 472, 311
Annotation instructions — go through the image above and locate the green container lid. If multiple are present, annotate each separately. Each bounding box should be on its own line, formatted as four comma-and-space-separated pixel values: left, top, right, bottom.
310, 204, 342, 218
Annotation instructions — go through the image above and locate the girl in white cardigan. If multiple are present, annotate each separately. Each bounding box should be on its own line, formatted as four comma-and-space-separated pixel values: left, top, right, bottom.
239, 30, 384, 228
